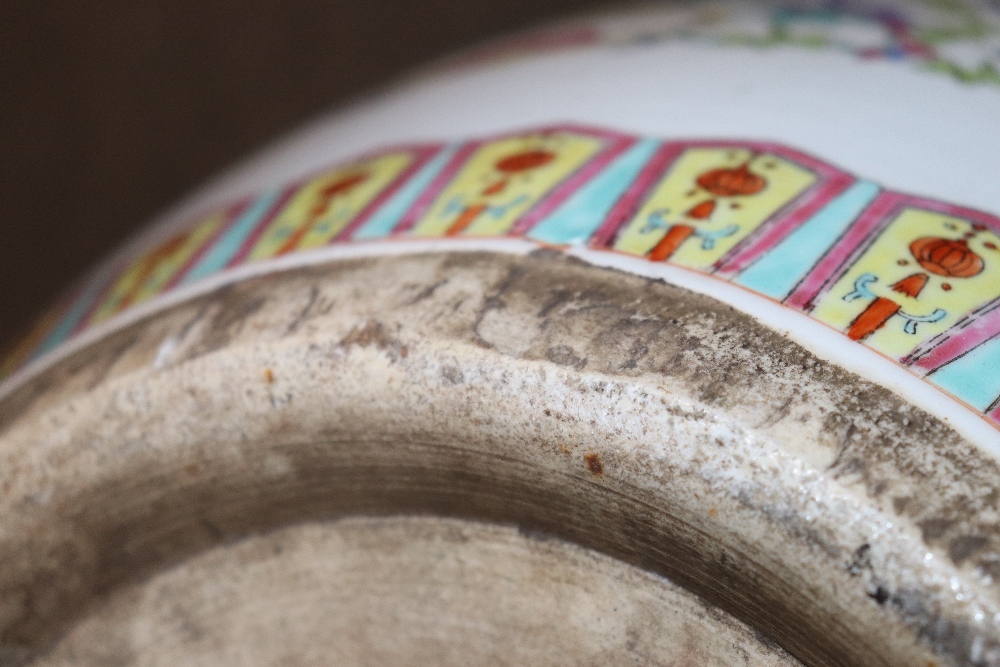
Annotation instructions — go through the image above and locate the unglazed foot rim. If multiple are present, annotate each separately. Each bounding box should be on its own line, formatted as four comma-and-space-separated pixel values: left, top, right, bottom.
4, 2, 1000, 664
2, 250, 997, 666
34, 516, 803, 666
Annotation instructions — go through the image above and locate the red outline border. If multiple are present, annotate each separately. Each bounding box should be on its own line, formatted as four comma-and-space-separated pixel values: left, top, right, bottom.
588, 140, 853, 277
229, 144, 442, 262
393, 124, 635, 236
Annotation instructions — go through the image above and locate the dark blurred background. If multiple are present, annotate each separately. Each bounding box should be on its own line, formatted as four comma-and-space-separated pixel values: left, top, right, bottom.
0, 0, 613, 352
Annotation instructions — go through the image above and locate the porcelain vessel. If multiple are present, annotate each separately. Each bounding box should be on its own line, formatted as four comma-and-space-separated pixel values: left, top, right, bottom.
2, 1, 1000, 665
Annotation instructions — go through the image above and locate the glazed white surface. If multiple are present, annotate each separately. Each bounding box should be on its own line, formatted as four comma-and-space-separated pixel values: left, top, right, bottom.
12, 6, 1000, 453
162, 39, 1000, 236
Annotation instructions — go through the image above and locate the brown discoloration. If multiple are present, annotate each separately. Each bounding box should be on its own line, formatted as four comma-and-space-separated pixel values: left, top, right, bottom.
920, 518, 956, 542
339, 319, 395, 350
0, 250, 997, 667
85, 334, 140, 390
949, 535, 990, 565
546, 344, 587, 369
404, 278, 449, 306
284, 285, 334, 336
584, 453, 603, 475
185, 290, 269, 362
469, 265, 524, 350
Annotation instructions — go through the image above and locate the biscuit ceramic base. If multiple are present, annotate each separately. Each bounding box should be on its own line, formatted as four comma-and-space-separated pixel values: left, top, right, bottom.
36, 516, 801, 666
2, 251, 997, 666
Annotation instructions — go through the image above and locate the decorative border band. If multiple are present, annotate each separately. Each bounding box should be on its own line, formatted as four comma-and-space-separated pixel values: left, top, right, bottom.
4, 124, 999, 429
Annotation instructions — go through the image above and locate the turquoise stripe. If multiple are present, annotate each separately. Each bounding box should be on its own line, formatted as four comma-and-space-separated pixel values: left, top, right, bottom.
528, 139, 661, 246
737, 180, 881, 300
928, 335, 1000, 412
33, 271, 116, 358
181, 190, 281, 285
354, 146, 459, 239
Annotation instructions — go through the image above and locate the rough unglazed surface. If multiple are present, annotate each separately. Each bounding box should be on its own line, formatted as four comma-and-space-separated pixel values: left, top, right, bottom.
2, 250, 999, 666
37, 515, 802, 666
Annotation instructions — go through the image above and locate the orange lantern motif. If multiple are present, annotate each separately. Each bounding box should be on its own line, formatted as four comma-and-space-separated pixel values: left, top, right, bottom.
648, 158, 768, 262
275, 172, 370, 255
847, 236, 985, 341
910, 236, 985, 278
495, 149, 556, 174
116, 234, 190, 312
446, 149, 556, 236
687, 161, 768, 219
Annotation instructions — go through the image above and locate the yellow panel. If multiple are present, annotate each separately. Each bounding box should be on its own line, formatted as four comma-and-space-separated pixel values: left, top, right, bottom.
247, 151, 414, 260
90, 209, 230, 324
411, 131, 603, 237
811, 208, 1000, 359
613, 148, 816, 270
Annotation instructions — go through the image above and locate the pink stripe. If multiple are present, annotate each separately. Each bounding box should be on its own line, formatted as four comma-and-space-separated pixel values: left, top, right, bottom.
164, 198, 252, 292
226, 184, 301, 266
786, 190, 1000, 314
989, 403, 1000, 425
393, 143, 478, 233
589, 142, 685, 247
335, 144, 443, 241
228, 143, 440, 260
393, 124, 637, 236
74, 200, 258, 331
908, 301, 1000, 371
589, 139, 848, 253
678, 140, 844, 180
42, 276, 93, 338
508, 136, 636, 236
718, 172, 856, 277
71, 260, 130, 335
893, 193, 1000, 229
785, 191, 902, 310
549, 123, 645, 143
